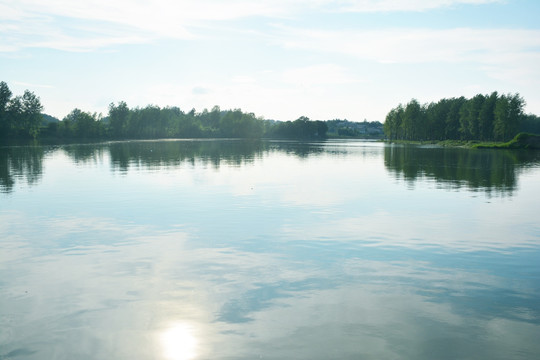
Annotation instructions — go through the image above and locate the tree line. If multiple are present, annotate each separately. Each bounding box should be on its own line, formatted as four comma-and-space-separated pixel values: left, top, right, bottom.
383, 92, 540, 142
0, 81, 330, 142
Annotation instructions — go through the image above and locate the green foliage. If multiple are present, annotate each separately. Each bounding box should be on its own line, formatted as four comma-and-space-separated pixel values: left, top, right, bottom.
403, 99, 424, 140
384, 92, 529, 142
474, 132, 540, 149
328, 119, 383, 138
41, 113, 60, 126
0, 82, 43, 140
478, 92, 497, 140
108, 101, 130, 138
101, 105, 325, 140
459, 94, 484, 140
1, 79, 376, 143
219, 109, 263, 138
61, 109, 104, 138
493, 94, 525, 141
384, 105, 404, 140
104, 104, 265, 139
266, 116, 328, 139
520, 114, 540, 134
0, 81, 13, 136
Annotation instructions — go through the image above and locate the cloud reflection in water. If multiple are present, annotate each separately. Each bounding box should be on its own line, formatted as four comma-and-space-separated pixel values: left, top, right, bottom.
1, 209, 539, 359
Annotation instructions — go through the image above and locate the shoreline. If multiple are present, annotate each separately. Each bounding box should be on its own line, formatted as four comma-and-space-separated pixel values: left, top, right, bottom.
383, 133, 540, 150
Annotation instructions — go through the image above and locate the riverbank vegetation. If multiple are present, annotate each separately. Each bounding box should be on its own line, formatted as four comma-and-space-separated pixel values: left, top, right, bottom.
0, 81, 333, 142
387, 133, 540, 150
383, 92, 540, 143
1, 81, 385, 143
3, 81, 538, 146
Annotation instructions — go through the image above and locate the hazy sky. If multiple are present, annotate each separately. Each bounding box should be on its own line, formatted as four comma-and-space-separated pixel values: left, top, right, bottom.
1, 0, 539, 122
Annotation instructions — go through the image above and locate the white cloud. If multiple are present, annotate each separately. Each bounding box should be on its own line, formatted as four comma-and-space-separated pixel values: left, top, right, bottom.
0, 0, 506, 52
334, 0, 503, 12
0, 0, 285, 41
277, 26, 540, 63
275, 26, 540, 84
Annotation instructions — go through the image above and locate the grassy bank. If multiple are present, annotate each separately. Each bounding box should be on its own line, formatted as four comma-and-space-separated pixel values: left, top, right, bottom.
385, 133, 540, 149
384, 139, 477, 147
473, 133, 540, 149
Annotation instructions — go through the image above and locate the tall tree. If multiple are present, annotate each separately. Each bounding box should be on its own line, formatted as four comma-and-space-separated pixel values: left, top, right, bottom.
6, 96, 23, 137
5, 90, 43, 139
20, 90, 44, 139
478, 91, 497, 141
0, 81, 13, 136
384, 105, 404, 140
108, 101, 130, 138
402, 99, 424, 140
508, 93, 525, 137
459, 94, 484, 140
494, 93, 524, 141
445, 97, 466, 140
426, 99, 450, 140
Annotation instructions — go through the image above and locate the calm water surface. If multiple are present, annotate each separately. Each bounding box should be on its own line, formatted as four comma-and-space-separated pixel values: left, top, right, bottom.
1, 139, 540, 359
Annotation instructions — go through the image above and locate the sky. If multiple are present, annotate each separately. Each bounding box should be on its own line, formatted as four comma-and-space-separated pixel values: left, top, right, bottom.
1, 0, 539, 122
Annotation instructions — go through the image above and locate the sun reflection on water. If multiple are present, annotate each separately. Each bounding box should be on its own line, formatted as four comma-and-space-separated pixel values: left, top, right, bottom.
160, 322, 198, 360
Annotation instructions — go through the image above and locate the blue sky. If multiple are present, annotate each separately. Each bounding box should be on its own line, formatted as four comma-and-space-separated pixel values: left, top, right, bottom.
1, 0, 539, 122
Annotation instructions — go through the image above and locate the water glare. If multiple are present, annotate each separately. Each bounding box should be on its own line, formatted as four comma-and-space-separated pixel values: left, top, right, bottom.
161, 323, 198, 360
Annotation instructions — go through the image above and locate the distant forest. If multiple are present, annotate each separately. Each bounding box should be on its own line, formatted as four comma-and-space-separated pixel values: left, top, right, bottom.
0, 81, 383, 142
384, 92, 540, 142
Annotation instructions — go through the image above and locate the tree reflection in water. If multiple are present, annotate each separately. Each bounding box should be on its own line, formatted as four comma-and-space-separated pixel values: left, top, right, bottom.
0, 145, 46, 193
384, 144, 540, 196
2, 140, 539, 197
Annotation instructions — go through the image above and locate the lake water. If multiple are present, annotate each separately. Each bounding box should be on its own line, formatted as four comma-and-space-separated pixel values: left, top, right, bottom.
1, 139, 540, 360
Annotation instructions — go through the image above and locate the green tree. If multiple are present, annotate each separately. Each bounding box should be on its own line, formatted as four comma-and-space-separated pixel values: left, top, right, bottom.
520, 114, 540, 134
459, 94, 484, 140
508, 93, 525, 137
0, 81, 13, 137
219, 109, 243, 137
63, 108, 102, 138
384, 105, 404, 140
445, 97, 466, 139
7, 90, 44, 139
402, 99, 424, 140
210, 105, 221, 128
6, 96, 23, 136
315, 120, 328, 138
21, 90, 44, 139
425, 99, 451, 140
494, 93, 524, 141
108, 101, 130, 138
175, 108, 202, 138
478, 92, 497, 141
